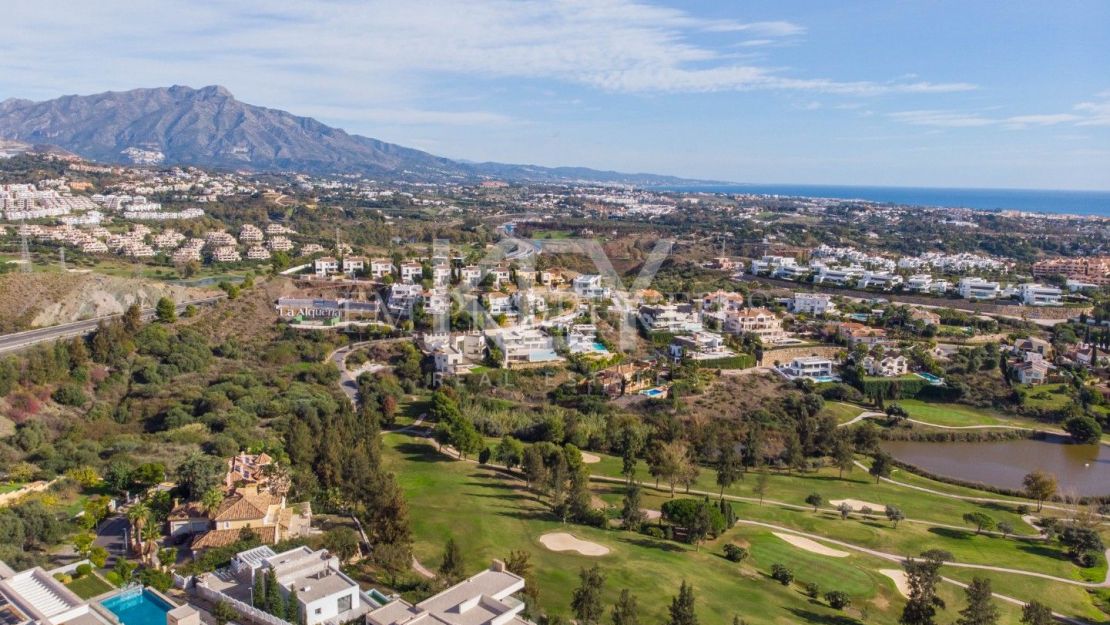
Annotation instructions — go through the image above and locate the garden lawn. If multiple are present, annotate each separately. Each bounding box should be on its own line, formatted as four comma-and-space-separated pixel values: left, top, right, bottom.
384, 434, 911, 625
65, 574, 113, 599
1020, 383, 1073, 412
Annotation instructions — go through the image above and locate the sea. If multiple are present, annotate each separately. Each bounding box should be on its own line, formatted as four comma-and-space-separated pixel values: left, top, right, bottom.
655, 183, 1110, 217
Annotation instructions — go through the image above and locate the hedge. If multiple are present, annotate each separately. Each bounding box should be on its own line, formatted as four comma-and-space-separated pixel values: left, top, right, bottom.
692, 354, 756, 370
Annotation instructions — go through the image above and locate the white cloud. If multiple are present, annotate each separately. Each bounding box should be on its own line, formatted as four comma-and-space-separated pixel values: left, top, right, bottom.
0, 0, 974, 108
890, 94, 1110, 129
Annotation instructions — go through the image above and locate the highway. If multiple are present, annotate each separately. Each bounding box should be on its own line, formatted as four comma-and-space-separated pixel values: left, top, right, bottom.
0, 295, 226, 355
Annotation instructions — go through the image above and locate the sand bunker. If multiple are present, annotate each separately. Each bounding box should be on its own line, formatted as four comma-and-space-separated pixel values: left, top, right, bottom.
540, 532, 610, 556
642, 509, 662, 520
772, 532, 850, 558
580, 452, 601, 464
830, 499, 885, 512
880, 569, 910, 598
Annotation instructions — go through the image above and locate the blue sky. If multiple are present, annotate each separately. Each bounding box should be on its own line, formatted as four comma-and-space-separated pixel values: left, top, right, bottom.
2, 0, 1109, 189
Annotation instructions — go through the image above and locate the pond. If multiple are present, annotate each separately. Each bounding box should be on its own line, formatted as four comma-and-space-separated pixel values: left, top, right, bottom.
881, 434, 1110, 497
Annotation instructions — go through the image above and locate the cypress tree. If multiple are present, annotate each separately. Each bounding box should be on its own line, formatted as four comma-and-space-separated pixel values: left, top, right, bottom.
956, 578, 999, 625
611, 589, 640, 625
667, 580, 698, 625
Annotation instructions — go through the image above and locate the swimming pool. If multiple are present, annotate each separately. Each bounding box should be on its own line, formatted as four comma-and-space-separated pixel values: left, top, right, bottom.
915, 372, 944, 385
100, 588, 173, 625
641, 388, 665, 398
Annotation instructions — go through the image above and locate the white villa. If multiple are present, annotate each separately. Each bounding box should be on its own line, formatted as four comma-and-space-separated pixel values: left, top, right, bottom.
367, 561, 530, 625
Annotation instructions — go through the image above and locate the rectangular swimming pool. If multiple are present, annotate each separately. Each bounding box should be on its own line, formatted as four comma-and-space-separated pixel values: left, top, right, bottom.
100, 588, 173, 625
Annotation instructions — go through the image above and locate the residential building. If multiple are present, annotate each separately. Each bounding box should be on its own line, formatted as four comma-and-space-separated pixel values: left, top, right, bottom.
400, 262, 423, 284
1019, 283, 1063, 306
572, 274, 610, 299
460, 265, 482, 287
701, 290, 745, 312
367, 561, 531, 625
723, 308, 786, 343
958, 277, 1001, 300
239, 546, 371, 625
315, 256, 340, 277
267, 235, 294, 252
365, 258, 391, 279
782, 356, 836, 381
790, 292, 835, 315
772, 263, 811, 281
170, 484, 312, 552
638, 304, 702, 333
837, 322, 888, 347
909, 308, 941, 326
749, 255, 797, 275
1013, 359, 1050, 385
212, 246, 241, 263
239, 224, 264, 243
246, 246, 271, 261
387, 284, 426, 318
1032, 256, 1110, 286
857, 271, 903, 291
1013, 337, 1053, 358
225, 452, 274, 490
863, 355, 909, 377
487, 327, 561, 368
814, 265, 865, 287
669, 331, 734, 361
343, 256, 366, 275
484, 293, 514, 315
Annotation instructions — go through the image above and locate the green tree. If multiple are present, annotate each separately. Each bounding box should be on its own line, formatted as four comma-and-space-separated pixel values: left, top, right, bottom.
833, 434, 855, 479
870, 452, 893, 483
754, 472, 769, 505
286, 587, 302, 625
323, 527, 361, 562
496, 436, 526, 470
266, 568, 285, 618
1063, 415, 1101, 444
620, 485, 646, 532
213, 601, 238, 625
961, 512, 995, 535
438, 537, 465, 584
571, 565, 606, 625
885, 505, 905, 528
155, 297, 176, 323
956, 578, 999, 625
825, 591, 851, 610
373, 541, 411, 587
715, 446, 742, 496
611, 589, 640, 625
175, 453, 224, 501
770, 564, 793, 585
1022, 470, 1057, 512
1020, 601, 1053, 625
899, 552, 945, 625
667, 580, 698, 625
805, 492, 824, 512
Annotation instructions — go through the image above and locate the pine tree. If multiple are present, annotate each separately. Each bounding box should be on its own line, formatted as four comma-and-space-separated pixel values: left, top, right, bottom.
899, 554, 945, 625
439, 537, 465, 584
621, 485, 645, 531
1020, 601, 1053, 625
956, 578, 999, 625
611, 589, 640, 625
571, 565, 605, 625
667, 580, 698, 625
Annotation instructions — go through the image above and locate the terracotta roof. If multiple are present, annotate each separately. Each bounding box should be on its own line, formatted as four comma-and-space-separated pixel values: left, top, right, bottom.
212, 491, 277, 523
191, 526, 277, 550
168, 501, 209, 521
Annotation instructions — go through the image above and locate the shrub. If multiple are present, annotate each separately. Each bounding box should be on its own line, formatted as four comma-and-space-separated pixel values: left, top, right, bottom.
51, 383, 88, 407
804, 582, 820, 598
644, 526, 665, 539
770, 563, 794, 585
75, 563, 92, 578
723, 544, 749, 562
825, 590, 851, 609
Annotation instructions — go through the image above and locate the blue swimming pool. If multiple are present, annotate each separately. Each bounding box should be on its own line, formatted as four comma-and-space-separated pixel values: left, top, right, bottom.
100, 588, 173, 625
641, 388, 665, 398
916, 372, 945, 385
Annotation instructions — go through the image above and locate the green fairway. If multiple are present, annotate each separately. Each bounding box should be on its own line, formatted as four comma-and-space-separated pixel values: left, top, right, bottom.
820, 401, 866, 424
385, 434, 909, 624
894, 400, 1042, 428
383, 432, 1102, 623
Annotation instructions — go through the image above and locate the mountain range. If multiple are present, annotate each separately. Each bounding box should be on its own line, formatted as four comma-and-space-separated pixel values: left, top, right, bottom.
0, 85, 711, 185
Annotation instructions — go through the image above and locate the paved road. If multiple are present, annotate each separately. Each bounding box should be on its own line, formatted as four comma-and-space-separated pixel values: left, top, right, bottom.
0, 295, 225, 355
95, 515, 129, 566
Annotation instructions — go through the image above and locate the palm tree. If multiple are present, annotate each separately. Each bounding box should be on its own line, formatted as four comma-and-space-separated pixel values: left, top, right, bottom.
201, 488, 225, 516
126, 502, 150, 555
141, 522, 161, 565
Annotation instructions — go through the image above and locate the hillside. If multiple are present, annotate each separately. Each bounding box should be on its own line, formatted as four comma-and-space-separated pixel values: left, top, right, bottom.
0, 85, 712, 185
